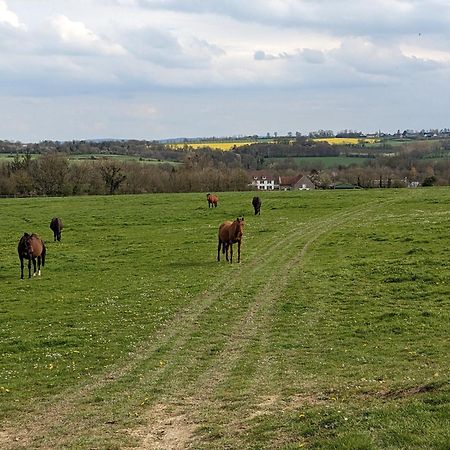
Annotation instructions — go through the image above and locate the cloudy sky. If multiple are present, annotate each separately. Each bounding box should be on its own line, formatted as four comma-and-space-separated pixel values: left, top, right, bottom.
1, 0, 450, 142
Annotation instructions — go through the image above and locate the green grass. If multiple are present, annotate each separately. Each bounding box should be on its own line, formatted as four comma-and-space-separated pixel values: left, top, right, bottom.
267, 156, 371, 168
68, 154, 181, 165
0, 153, 180, 165
0, 189, 449, 449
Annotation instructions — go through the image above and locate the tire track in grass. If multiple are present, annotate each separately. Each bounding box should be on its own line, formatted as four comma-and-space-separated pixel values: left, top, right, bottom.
0, 204, 321, 449
46, 210, 334, 448
130, 200, 389, 449
0, 199, 389, 449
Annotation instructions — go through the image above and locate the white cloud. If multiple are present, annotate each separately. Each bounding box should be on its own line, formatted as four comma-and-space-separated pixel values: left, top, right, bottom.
50, 15, 126, 56
0, 0, 25, 29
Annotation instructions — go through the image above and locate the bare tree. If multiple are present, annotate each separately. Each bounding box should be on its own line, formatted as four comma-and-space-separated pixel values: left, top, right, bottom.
32, 153, 70, 196
99, 161, 127, 194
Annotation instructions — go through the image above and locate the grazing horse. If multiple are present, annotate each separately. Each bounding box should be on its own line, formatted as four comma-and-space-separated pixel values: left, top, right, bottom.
218, 217, 244, 263
207, 193, 219, 208
252, 196, 262, 215
18, 233, 46, 279
50, 217, 63, 241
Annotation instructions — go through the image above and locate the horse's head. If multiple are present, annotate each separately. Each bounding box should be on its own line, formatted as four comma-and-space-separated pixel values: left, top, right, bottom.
234, 217, 244, 239
18, 233, 32, 256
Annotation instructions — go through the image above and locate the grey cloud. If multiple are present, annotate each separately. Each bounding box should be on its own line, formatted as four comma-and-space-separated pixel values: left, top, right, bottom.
332, 38, 443, 78
123, 27, 186, 66
254, 50, 289, 61
300, 48, 326, 64
122, 26, 225, 69
254, 49, 324, 63
132, 0, 450, 38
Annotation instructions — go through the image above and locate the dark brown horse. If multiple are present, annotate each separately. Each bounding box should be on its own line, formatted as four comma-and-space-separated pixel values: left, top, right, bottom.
18, 233, 46, 279
252, 196, 262, 215
207, 193, 219, 208
50, 217, 63, 241
218, 217, 244, 263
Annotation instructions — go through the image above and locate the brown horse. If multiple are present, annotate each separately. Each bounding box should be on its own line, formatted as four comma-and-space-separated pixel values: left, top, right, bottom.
218, 217, 244, 263
207, 193, 219, 208
18, 233, 46, 279
50, 217, 63, 241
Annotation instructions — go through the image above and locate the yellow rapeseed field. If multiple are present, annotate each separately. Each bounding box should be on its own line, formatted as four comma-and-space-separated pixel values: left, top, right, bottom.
312, 137, 378, 145
168, 137, 378, 151
169, 141, 258, 151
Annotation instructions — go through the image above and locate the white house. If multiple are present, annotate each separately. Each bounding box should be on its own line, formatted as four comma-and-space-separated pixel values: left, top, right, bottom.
251, 175, 277, 190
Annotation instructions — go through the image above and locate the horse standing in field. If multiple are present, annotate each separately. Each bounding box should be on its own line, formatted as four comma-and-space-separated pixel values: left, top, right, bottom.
218, 217, 244, 263
252, 196, 261, 215
50, 217, 63, 241
207, 193, 219, 208
18, 233, 46, 279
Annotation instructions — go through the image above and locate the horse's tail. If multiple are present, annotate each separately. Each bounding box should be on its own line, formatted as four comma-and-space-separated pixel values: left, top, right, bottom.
41, 243, 46, 266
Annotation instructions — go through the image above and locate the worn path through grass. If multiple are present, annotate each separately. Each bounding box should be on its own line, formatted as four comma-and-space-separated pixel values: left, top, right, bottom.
2, 196, 388, 449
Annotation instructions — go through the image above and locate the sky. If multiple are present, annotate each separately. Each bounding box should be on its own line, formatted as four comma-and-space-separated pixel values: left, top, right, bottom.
1, 0, 450, 142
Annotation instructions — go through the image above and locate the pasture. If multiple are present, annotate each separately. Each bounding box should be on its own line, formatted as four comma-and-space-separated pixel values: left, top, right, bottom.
0, 189, 449, 449
0, 153, 180, 165
266, 155, 371, 168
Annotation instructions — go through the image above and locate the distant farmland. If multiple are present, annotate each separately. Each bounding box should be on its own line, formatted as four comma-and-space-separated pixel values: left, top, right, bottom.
267, 155, 372, 168
0, 153, 181, 165
68, 154, 181, 165
313, 137, 379, 145
168, 140, 258, 151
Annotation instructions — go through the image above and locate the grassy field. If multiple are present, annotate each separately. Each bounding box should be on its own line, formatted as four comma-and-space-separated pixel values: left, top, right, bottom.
0, 189, 449, 449
0, 153, 180, 165
267, 156, 371, 168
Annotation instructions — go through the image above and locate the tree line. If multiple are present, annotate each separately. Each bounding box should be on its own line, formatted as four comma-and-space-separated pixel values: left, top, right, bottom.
0, 137, 449, 196
0, 152, 249, 196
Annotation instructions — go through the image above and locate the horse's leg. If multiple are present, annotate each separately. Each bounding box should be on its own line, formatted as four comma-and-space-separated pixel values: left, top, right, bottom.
20, 257, 24, 279
32, 257, 37, 277
28, 258, 32, 278
37, 256, 41, 276
229, 243, 233, 263
217, 238, 226, 261
237, 240, 241, 263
